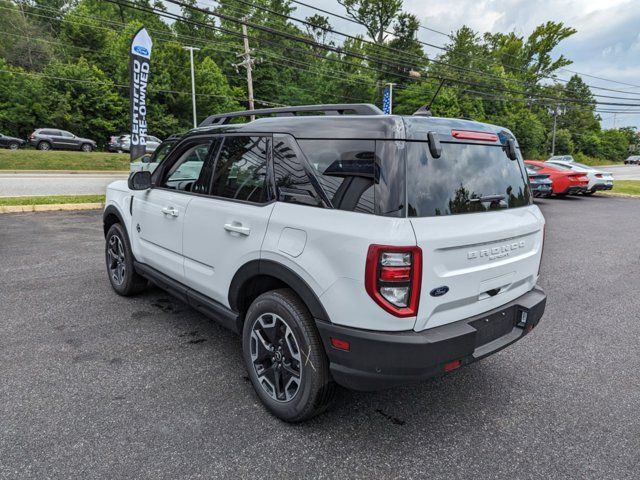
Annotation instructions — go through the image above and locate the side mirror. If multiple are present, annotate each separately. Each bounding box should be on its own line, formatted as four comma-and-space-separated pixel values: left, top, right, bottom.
128, 170, 152, 190
140, 154, 152, 163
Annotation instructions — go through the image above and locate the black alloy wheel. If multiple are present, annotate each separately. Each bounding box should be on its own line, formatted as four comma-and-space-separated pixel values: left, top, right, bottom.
249, 312, 302, 402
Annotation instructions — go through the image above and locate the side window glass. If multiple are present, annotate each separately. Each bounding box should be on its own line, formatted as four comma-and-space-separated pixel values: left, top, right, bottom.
210, 136, 268, 203
161, 141, 213, 192
273, 135, 322, 207
297, 139, 375, 214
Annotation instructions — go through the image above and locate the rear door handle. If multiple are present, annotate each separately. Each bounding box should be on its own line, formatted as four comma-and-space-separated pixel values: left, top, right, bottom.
161, 206, 179, 217
224, 223, 250, 236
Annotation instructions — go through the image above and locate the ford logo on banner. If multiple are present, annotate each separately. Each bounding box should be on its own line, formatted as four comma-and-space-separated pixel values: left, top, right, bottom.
133, 45, 149, 56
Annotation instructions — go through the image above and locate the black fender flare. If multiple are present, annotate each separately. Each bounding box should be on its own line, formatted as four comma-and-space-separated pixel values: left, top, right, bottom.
228, 259, 331, 323
103, 204, 127, 238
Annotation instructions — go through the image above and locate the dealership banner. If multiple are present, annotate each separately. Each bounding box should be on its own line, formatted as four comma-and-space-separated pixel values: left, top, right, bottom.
129, 28, 153, 160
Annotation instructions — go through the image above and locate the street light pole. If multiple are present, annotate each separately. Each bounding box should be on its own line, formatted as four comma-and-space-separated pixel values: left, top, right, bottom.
551, 109, 558, 156
183, 46, 200, 128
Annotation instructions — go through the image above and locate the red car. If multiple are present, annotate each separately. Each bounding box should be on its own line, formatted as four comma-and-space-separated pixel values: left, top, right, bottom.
524, 160, 589, 196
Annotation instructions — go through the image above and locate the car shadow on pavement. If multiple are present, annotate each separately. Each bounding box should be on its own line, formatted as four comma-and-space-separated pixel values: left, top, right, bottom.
132, 285, 518, 439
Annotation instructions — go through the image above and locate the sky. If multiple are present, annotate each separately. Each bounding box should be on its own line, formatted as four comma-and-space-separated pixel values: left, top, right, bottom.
291, 0, 640, 130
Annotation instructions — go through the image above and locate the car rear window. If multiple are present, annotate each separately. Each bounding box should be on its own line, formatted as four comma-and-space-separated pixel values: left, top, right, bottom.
406, 142, 531, 217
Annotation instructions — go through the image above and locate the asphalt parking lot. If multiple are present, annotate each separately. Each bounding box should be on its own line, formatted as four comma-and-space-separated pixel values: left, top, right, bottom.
1, 195, 640, 479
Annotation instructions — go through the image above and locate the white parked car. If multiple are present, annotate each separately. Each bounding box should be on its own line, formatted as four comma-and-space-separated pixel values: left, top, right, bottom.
545, 159, 613, 194
117, 134, 162, 154
624, 155, 640, 165
103, 104, 546, 422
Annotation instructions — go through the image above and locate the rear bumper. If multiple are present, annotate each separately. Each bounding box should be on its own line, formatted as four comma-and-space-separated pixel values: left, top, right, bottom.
317, 286, 546, 391
561, 186, 587, 194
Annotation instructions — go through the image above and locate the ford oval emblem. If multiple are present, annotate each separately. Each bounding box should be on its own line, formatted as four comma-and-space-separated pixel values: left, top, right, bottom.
430, 286, 449, 297
134, 45, 149, 56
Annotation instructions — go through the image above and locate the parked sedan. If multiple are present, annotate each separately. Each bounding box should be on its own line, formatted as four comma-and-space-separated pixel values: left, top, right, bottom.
545, 159, 613, 194
0, 133, 26, 150
525, 160, 589, 196
526, 167, 553, 197
29, 129, 97, 152
624, 155, 640, 165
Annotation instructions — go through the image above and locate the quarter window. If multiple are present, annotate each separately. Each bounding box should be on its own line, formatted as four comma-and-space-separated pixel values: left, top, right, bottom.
210, 136, 268, 203
272, 135, 322, 207
297, 139, 375, 214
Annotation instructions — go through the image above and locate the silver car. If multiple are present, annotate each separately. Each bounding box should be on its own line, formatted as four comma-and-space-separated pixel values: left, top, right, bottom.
117, 134, 162, 154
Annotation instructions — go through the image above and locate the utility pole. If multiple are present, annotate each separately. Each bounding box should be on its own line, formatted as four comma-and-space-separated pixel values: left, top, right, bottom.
549, 104, 565, 156
183, 46, 200, 128
234, 20, 258, 120
385, 82, 397, 114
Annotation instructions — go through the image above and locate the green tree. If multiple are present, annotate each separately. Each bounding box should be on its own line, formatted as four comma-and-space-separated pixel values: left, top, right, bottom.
337, 0, 402, 44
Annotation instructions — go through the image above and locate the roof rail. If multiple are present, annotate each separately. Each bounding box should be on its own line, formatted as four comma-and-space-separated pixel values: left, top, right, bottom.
199, 103, 383, 127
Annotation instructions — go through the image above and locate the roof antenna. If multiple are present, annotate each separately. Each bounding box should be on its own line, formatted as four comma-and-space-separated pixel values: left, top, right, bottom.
413, 79, 446, 116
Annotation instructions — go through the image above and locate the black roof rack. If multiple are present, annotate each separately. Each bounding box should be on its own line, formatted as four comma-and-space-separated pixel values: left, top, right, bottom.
199, 103, 383, 127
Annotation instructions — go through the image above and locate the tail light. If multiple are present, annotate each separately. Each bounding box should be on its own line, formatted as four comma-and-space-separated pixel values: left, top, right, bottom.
29, 133, 35, 140
365, 245, 422, 317
595, 173, 603, 178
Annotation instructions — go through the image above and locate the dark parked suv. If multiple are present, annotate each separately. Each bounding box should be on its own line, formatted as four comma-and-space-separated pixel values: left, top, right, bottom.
29, 129, 97, 152
0, 133, 26, 150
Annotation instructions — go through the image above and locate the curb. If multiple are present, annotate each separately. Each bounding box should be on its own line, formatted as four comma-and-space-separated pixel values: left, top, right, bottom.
0, 202, 104, 214
600, 192, 640, 199
0, 170, 128, 174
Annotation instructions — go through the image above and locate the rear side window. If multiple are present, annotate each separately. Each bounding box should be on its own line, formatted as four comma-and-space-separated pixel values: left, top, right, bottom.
296, 139, 405, 217
272, 135, 322, 207
406, 142, 531, 217
210, 136, 268, 203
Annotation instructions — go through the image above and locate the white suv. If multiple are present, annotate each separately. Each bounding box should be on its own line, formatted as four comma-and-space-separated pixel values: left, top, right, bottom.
103, 104, 546, 422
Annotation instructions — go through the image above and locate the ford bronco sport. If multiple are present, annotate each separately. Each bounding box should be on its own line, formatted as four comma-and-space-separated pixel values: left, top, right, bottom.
103, 104, 546, 422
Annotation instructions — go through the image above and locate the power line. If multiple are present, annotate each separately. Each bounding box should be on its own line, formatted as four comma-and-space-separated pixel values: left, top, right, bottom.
166, 0, 640, 107
287, 0, 640, 93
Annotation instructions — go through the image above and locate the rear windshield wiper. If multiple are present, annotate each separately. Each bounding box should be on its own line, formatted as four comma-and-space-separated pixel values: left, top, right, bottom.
467, 194, 505, 203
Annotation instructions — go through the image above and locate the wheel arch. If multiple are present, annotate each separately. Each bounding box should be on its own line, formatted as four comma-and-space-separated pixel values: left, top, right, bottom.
103, 204, 127, 238
229, 260, 330, 328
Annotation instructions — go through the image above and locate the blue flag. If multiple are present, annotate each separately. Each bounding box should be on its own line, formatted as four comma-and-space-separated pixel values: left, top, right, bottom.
382, 85, 391, 114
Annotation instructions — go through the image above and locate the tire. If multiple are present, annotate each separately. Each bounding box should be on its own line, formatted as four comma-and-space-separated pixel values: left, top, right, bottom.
105, 223, 148, 296
37, 141, 51, 151
81, 143, 92, 152
242, 289, 335, 422
8, 142, 19, 150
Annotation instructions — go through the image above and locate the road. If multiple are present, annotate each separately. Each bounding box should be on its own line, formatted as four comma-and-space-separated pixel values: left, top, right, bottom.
603, 164, 640, 180
1, 196, 640, 479
0, 172, 127, 197
0, 165, 638, 198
